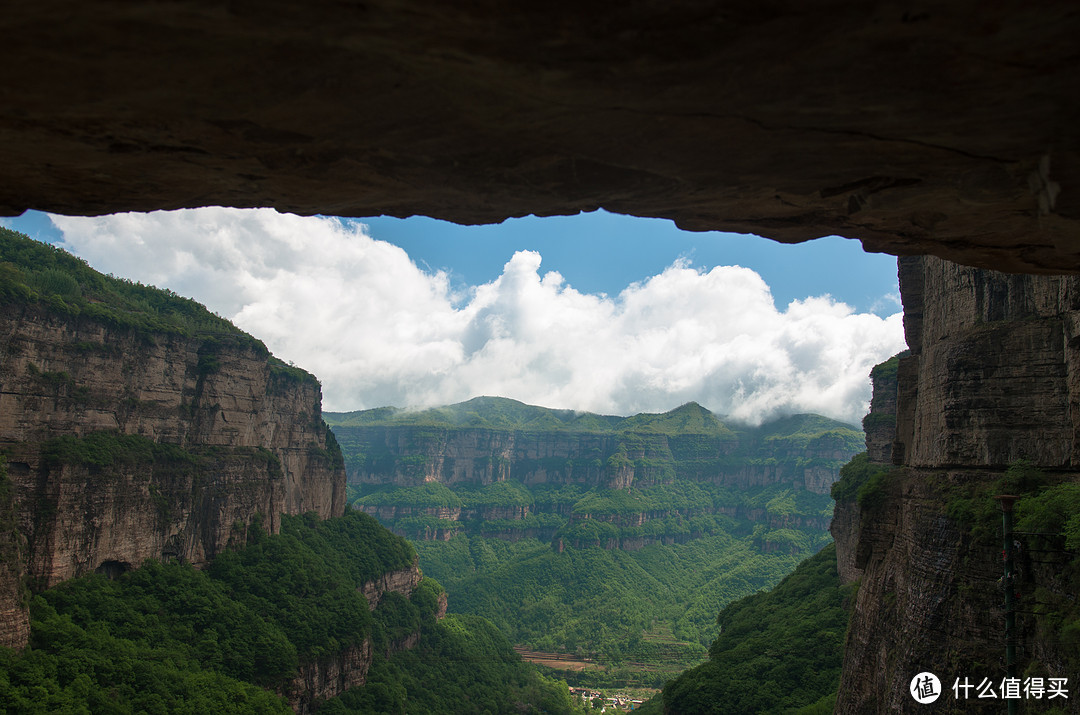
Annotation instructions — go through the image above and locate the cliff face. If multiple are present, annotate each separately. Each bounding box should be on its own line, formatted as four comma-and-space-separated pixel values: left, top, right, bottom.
0, 460, 28, 649
360, 560, 423, 610
281, 561, 427, 715
834, 255, 1080, 713
283, 641, 373, 715
336, 422, 852, 495
831, 354, 901, 584
894, 257, 1078, 469
344, 426, 675, 489
338, 411, 858, 553
862, 357, 900, 465
0, 302, 346, 648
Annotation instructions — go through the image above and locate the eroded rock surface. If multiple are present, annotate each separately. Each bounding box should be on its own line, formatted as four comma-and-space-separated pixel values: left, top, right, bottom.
360, 560, 423, 611
0, 302, 346, 648
283, 641, 374, 715
834, 256, 1080, 713
2, 1, 1078, 272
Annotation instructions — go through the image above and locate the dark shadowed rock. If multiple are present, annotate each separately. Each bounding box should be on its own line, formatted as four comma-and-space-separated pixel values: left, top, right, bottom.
1, 1, 1078, 272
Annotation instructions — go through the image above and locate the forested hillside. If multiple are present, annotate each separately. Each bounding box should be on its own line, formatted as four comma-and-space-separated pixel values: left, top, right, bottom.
414, 532, 820, 682
0, 230, 344, 651
0, 510, 584, 714
658, 543, 851, 714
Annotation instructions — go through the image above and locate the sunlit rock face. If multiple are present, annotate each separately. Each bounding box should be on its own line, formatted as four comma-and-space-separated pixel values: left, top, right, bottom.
2, 1, 1078, 272
894, 256, 1080, 469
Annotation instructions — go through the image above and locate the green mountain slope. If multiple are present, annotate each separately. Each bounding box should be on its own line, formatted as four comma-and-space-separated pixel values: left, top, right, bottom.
326, 396, 854, 441
661, 543, 851, 715
327, 395, 621, 432
415, 532, 822, 679
0, 227, 313, 382
332, 397, 859, 681
0, 512, 585, 714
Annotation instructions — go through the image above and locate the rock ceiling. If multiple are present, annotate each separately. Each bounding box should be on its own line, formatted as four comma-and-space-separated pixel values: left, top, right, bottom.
2, 1, 1077, 272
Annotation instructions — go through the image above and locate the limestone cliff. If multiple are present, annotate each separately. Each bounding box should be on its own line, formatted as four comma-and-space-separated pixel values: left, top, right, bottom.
332, 403, 861, 549
332, 403, 859, 495
0, 260, 346, 649
834, 256, 1080, 713
863, 355, 901, 465
0, 459, 28, 649
360, 559, 423, 610
282, 641, 373, 715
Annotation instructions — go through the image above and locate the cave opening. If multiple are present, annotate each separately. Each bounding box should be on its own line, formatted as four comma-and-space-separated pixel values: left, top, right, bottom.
94, 560, 132, 580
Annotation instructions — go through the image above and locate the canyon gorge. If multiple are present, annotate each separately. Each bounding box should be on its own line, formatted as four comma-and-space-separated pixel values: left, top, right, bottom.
2, 2, 1078, 712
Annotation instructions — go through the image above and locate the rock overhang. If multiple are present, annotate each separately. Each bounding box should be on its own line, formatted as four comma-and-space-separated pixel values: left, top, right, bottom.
2, 0, 1077, 273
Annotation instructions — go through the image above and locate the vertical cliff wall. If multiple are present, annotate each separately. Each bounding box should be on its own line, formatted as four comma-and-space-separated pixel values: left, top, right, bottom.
830, 356, 901, 586
834, 256, 1080, 713
0, 301, 346, 649
335, 405, 861, 551
334, 407, 860, 495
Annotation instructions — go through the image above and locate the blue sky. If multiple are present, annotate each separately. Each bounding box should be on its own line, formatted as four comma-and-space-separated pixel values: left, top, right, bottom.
357, 211, 900, 315
2, 208, 906, 422
9, 209, 900, 315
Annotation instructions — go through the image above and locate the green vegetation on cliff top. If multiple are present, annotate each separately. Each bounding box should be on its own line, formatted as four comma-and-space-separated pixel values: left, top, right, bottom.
869, 352, 904, 384
0, 228, 316, 385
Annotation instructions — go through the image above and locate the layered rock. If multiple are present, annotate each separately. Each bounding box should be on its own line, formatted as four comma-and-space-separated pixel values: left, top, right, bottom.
1, 2, 1078, 273
0, 461, 28, 649
282, 641, 374, 715
0, 301, 346, 648
893, 257, 1077, 469
343, 426, 669, 488
340, 412, 859, 550
360, 560, 423, 610
863, 355, 900, 464
832, 352, 902, 583
834, 256, 1080, 713
281, 561, 434, 714
336, 421, 853, 494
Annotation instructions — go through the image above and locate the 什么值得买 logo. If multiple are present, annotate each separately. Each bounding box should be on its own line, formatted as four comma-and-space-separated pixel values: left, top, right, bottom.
910, 672, 942, 704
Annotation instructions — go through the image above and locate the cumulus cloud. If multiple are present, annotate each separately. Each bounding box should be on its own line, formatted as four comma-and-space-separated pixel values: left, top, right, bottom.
51, 208, 906, 425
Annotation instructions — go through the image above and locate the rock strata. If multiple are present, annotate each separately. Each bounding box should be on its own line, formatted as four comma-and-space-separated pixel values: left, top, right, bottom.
0, 302, 346, 649
336, 422, 853, 494
282, 641, 373, 715
360, 560, 423, 610
834, 256, 1080, 713
284, 560, 433, 712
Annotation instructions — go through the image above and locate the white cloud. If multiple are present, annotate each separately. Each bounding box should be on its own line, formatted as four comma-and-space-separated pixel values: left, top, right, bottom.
51, 208, 907, 425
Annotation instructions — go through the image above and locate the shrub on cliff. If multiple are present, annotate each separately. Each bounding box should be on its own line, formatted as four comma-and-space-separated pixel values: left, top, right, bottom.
40, 431, 197, 469
830, 452, 894, 507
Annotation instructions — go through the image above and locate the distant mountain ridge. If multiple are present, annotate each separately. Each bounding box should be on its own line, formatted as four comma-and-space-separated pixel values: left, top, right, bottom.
325, 396, 855, 439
